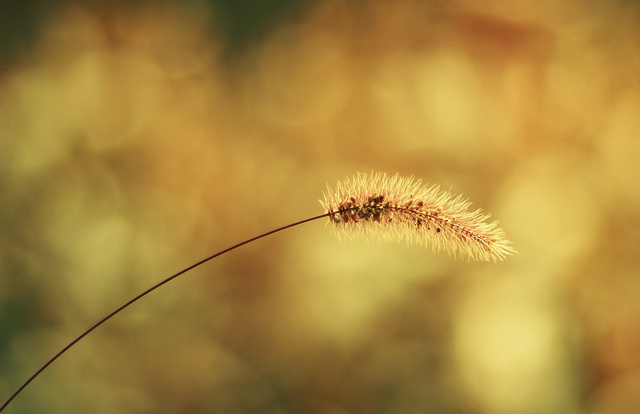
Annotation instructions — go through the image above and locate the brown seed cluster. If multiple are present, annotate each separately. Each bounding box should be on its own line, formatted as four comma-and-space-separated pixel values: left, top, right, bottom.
331, 194, 389, 224
321, 172, 515, 261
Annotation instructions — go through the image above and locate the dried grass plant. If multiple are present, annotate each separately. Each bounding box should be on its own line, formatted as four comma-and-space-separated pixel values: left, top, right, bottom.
0, 171, 514, 412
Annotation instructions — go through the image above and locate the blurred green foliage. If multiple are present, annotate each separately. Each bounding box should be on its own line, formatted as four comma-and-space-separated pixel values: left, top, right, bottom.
0, 0, 310, 70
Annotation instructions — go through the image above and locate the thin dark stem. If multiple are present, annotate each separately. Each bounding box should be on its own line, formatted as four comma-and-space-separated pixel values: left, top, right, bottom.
0, 212, 331, 412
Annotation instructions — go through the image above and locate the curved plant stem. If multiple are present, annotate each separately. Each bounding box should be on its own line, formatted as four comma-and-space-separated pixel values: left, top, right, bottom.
0, 212, 331, 412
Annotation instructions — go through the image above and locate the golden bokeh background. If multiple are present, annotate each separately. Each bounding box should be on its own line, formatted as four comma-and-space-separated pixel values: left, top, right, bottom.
1, 0, 639, 413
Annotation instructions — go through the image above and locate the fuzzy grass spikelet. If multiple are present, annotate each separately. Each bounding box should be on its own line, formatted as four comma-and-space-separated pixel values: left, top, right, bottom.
321, 172, 515, 261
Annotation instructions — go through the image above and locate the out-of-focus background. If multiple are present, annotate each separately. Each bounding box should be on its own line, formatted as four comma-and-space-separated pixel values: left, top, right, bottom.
1, 0, 639, 413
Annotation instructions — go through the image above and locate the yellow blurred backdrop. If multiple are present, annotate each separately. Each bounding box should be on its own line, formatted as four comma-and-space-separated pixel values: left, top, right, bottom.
1, 0, 639, 413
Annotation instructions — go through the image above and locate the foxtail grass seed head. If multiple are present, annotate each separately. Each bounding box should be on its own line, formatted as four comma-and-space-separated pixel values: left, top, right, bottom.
321, 172, 515, 261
